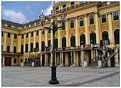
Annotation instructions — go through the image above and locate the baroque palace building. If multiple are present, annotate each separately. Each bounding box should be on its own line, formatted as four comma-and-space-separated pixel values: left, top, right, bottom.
2, 1, 120, 67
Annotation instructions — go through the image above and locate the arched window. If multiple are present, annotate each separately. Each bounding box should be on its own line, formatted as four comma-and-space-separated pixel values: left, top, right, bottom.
21, 58, 23, 62
62, 37, 66, 48
70, 19, 74, 28
21, 44, 24, 54
90, 33, 96, 44
14, 58, 16, 63
114, 29, 119, 44
25, 44, 28, 52
41, 41, 45, 51
80, 34, 85, 45
48, 40, 51, 47
30, 43, 33, 52
36, 42, 39, 49
71, 36, 75, 47
54, 39, 58, 49
102, 31, 109, 40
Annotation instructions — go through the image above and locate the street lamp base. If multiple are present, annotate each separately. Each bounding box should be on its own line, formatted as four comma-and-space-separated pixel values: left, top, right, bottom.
49, 79, 59, 84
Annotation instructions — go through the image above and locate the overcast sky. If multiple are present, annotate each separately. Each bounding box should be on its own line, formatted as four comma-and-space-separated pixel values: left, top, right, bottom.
2, 1, 53, 24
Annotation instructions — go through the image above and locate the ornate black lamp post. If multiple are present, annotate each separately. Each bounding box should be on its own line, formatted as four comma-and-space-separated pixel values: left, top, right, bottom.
39, 4, 66, 84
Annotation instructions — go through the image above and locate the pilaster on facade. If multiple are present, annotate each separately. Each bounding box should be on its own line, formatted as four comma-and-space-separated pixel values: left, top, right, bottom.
23, 34, 26, 53
95, 11, 100, 44
58, 23, 61, 48
84, 14, 90, 45
65, 19, 69, 47
45, 30, 48, 47
17, 34, 21, 52
10, 34, 14, 52
28, 33, 31, 52
33, 31, 36, 49
108, 12, 114, 44
75, 16, 80, 46
39, 30, 42, 51
3, 32, 7, 51
51, 30, 53, 45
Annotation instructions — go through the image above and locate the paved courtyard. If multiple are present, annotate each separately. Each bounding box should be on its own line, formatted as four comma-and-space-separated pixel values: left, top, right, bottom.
1, 66, 120, 87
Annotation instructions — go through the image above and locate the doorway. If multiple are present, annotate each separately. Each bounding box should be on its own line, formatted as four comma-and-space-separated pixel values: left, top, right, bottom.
5, 57, 11, 66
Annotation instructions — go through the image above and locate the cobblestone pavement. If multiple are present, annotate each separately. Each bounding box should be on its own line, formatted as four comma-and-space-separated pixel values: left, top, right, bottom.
1, 66, 120, 87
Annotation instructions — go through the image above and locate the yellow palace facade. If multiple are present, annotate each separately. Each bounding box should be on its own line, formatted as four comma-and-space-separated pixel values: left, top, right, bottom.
2, 1, 120, 67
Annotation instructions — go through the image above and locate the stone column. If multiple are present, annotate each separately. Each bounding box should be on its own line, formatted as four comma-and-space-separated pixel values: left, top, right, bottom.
44, 54, 48, 66
84, 14, 90, 44
107, 52, 111, 67
98, 60, 102, 68
95, 11, 100, 44
65, 19, 69, 47
115, 48, 119, 67
65, 53, 69, 66
21, 62, 24, 67
75, 16, 80, 46
3, 32, 7, 51
40, 55, 42, 66
96, 49, 99, 58
80, 51, 82, 66
73, 51, 76, 66
81, 51, 84, 67
2, 57, 5, 66
70, 51, 73, 66
10, 34, 14, 52
108, 12, 114, 44
11, 58, 14, 66
60, 52, 63, 66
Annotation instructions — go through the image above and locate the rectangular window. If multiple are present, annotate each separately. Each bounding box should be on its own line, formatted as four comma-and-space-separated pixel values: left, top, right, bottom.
14, 46, 16, 53
31, 32, 33, 37
80, 18, 84, 26
8, 33, 10, 38
42, 31, 44, 35
56, 7, 59, 13
102, 15, 106, 23
26, 33, 28, 38
14, 34, 17, 39
36, 30, 39, 35
90, 15, 94, 24
70, 20, 74, 28
7, 46, 9, 52
2, 31, 3, 37
80, 2, 84, 6
48, 30, 51, 33
113, 11, 119, 20
22, 34, 24, 39
62, 22, 65, 30
71, 2, 75, 9
63, 4, 66, 12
